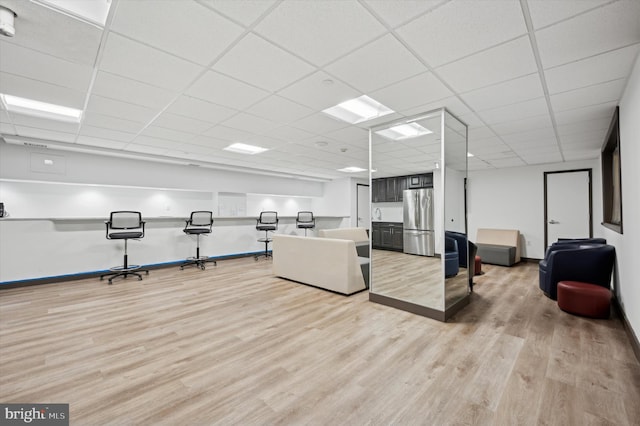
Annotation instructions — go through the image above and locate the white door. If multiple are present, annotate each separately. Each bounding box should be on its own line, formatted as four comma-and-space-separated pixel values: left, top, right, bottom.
357, 184, 370, 229
545, 170, 591, 248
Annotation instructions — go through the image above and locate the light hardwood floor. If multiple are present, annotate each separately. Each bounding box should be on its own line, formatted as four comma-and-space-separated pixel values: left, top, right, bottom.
1, 258, 639, 425
371, 249, 469, 310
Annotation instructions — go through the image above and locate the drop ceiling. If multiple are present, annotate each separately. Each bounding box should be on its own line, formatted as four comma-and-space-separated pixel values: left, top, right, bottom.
0, 0, 638, 180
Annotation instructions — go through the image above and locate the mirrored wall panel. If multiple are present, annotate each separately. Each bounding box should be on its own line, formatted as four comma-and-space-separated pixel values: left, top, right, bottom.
369, 108, 469, 321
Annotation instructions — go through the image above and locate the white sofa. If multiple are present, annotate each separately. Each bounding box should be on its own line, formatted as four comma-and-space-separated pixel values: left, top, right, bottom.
317, 227, 369, 243
476, 228, 521, 265
272, 234, 367, 295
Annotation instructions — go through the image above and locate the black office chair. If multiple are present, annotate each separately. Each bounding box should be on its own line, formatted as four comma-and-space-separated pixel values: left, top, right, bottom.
100, 211, 149, 284
255, 211, 278, 260
181, 211, 216, 270
296, 211, 315, 236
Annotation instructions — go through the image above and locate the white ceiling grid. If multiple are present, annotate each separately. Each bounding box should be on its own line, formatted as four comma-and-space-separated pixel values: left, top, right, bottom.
0, 0, 638, 180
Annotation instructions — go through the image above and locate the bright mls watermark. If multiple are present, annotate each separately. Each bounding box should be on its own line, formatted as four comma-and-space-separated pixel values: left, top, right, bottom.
1, 404, 68, 425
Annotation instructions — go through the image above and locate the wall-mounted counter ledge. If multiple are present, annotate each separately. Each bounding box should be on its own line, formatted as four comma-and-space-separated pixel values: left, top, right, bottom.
0, 215, 349, 222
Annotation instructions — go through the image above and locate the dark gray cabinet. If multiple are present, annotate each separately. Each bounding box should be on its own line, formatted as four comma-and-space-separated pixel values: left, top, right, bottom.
373, 173, 431, 202
372, 222, 403, 251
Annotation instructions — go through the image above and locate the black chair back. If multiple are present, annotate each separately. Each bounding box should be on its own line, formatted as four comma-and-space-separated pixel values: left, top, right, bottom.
189, 211, 213, 227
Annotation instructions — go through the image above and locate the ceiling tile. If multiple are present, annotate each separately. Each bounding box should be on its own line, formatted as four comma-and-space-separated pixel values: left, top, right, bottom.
290, 113, 350, 136
197, 0, 277, 27
186, 70, 270, 110
92, 71, 176, 109
325, 34, 427, 93
490, 114, 553, 135
396, 0, 527, 67
220, 112, 280, 135
362, 0, 447, 28
436, 36, 538, 93
111, 0, 244, 66
562, 149, 600, 161
213, 33, 316, 92
202, 125, 255, 142
140, 125, 198, 142
0, 0, 102, 66
556, 117, 611, 137
371, 72, 453, 113
522, 152, 564, 164
553, 101, 617, 125
488, 157, 526, 168
277, 71, 361, 110
153, 112, 213, 135
167, 95, 237, 124
535, 1, 640, 68
86, 95, 158, 123
460, 73, 544, 112
245, 95, 314, 124
263, 125, 316, 143
544, 44, 640, 95
0, 41, 93, 92
254, 0, 387, 66
80, 125, 136, 143
550, 79, 627, 113
477, 97, 549, 125
526, 0, 611, 29
0, 72, 85, 109
190, 134, 231, 149
501, 127, 557, 145
82, 112, 146, 134
100, 33, 203, 91
401, 96, 472, 118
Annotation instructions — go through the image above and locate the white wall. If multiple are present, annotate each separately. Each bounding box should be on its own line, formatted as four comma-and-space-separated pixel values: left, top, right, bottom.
0, 143, 354, 282
0, 143, 325, 196
602, 53, 640, 343
467, 158, 602, 259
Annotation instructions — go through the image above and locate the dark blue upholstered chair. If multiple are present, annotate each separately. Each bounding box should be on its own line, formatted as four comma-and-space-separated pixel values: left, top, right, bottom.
539, 243, 615, 300
445, 231, 477, 290
444, 237, 459, 278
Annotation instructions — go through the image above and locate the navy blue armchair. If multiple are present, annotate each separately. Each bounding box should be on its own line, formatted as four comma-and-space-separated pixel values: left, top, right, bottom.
444, 237, 459, 278
445, 231, 477, 290
539, 243, 615, 300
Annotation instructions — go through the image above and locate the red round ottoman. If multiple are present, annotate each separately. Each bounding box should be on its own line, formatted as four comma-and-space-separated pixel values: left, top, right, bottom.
557, 281, 611, 319
474, 255, 482, 275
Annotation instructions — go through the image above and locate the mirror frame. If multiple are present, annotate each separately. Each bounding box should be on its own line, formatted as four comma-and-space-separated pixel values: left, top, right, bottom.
368, 108, 469, 322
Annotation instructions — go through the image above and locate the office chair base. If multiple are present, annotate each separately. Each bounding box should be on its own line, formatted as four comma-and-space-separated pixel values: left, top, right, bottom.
100, 265, 149, 285
254, 251, 273, 261
181, 256, 217, 270
255, 237, 273, 261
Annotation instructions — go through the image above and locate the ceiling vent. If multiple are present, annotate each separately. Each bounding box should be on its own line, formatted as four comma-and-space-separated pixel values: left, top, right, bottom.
24, 142, 49, 148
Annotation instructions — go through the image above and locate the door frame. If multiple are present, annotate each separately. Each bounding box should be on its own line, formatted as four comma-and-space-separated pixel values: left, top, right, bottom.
356, 183, 370, 230
543, 168, 593, 249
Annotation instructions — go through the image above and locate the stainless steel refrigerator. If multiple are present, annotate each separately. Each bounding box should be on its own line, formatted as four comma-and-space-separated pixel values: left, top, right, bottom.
403, 188, 435, 256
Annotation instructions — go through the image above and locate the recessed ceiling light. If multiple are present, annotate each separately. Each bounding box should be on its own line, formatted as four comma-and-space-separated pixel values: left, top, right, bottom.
375, 122, 432, 140
467, 152, 474, 157
338, 166, 367, 173
314, 141, 328, 147
1, 94, 83, 123
223, 142, 268, 155
323, 95, 394, 124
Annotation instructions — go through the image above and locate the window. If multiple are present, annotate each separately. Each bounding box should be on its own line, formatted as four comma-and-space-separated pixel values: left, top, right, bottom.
601, 106, 623, 233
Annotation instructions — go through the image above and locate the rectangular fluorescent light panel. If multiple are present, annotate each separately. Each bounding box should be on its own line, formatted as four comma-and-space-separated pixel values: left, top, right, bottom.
338, 166, 367, 173
467, 152, 474, 157
375, 122, 432, 140
223, 142, 268, 155
1, 94, 83, 123
31, 0, 112, 27
323, 95, 394, 124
